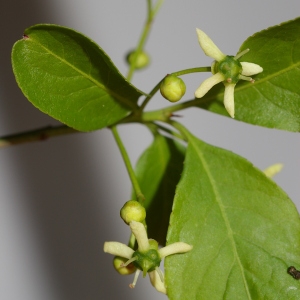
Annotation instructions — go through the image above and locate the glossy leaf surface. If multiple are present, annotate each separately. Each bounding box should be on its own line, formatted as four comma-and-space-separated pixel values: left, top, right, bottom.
133, 133, 185, 245
197, 18, 300, 131
12, 24, 143, 131
165, 127, 300, 299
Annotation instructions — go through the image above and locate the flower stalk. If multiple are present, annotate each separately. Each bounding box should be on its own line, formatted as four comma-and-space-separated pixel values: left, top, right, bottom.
111, 126, 145, 203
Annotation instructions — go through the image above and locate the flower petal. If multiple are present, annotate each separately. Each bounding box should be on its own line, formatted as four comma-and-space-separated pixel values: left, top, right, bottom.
196, 28, 226, 61
149, 270, 167, 294
103, 241, 134, 259
158, 242, 193, 259
129, 221, 149, 252
223, 83, 236, 118
241, 62, 263, 76
195, 72, 224, 98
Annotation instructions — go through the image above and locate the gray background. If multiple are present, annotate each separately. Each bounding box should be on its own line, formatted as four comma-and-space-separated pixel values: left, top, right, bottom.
0, 1, 299, 299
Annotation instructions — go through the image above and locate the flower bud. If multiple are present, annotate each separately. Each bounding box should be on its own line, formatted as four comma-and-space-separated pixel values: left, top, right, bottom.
113, 256, 136, 275
126, 50, 150, 69
120, 200, 146, 224
160, 74, 186, 102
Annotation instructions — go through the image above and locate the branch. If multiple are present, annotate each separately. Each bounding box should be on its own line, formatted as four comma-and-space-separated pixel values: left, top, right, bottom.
0, 125, 78, 148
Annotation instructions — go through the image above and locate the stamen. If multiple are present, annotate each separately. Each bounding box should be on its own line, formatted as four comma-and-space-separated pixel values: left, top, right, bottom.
227, 78, 232, 83
155, 267, 164, 283
234, 48, 250, 60
129, 270, 141, 289
121, 256, 137, 267
239, 75, 253, 82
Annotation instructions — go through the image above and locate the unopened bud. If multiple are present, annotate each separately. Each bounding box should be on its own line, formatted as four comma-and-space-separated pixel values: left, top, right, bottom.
120, 200, 146, 224
160, 74, 186, 102
126, 50, 150, 69
113, 256, 136, 275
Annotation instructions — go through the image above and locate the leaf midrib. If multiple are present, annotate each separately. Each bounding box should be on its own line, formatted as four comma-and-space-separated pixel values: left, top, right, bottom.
189, 137, 252, 299
26, 38, 139, 111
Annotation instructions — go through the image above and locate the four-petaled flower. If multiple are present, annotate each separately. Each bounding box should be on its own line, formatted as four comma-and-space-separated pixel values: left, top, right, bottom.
103, 221, 192, 294
195, 28, 263, 118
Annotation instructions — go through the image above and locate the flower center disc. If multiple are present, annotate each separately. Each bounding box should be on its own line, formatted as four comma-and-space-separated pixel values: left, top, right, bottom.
215, 55, 242, 83
133, 249, 161, 276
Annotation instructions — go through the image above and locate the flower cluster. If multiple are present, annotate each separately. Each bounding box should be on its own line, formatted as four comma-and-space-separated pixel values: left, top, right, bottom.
104, 220, 192, 294
195, 28, 263, 118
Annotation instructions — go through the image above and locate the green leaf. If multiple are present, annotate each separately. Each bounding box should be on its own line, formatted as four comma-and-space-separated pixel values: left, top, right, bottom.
197, 18, 300, 131
133, 132, 185, 245
11, 24, 144, 131
165, 126, 300, 299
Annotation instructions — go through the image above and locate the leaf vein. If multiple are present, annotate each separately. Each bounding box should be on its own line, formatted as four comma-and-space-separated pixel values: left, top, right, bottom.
28, 38, 138, 110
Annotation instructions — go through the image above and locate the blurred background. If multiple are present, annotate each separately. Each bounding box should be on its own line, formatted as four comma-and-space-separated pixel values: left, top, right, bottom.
0, 1, 299, 299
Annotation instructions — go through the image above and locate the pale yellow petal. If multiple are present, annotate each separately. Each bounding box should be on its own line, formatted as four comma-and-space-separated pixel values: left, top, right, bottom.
103, 241, 134, 259
129, 221, 149, 252
263, 163, 284, 178
223, 83, 236, 118
241, 62, 263, 76
195, 72, 224, 98
196, 28, 226, 61
158, 242, 193, 259
149, 270, 167, 294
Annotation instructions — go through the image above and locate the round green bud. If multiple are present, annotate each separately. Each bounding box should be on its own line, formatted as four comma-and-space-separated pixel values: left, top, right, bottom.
160, 74, 186, 102
120, 200, 146, 224
113, 256, 136, 275
126, 50, 150, 69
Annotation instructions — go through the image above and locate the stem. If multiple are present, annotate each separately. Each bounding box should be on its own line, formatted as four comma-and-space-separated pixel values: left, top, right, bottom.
152, 0, 165, 17
126, 0, 164, 81
0, 125, 77, 148
128, 233, 136, 249
172, 67, 211, 77
146, 96, 209, 120
111, 125, 145, 203
119, 93, 209, 125
154, 123, 186, 141
167, 120, 191, 141
140, 66, 211, 110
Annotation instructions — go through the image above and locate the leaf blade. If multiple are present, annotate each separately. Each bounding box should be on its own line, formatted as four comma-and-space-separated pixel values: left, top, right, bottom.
133, 133, 185, 245
165, 128, 300, 299
12, 24, 144, 131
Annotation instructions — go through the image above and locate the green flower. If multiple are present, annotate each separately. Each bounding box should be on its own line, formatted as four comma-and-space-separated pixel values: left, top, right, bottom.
195, 28, 263, 118
103, 221, 192, 294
